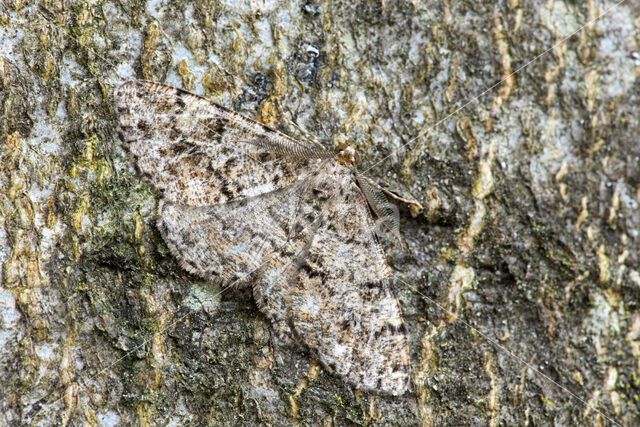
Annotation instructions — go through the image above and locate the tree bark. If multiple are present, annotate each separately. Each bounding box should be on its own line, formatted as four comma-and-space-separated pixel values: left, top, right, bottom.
1, 0, 639, 425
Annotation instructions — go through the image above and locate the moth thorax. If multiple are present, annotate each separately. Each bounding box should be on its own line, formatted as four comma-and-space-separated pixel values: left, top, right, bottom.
335, 144, 360, 166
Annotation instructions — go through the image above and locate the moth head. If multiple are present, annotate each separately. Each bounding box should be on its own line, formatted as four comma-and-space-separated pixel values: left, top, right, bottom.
334, 143, 360, 167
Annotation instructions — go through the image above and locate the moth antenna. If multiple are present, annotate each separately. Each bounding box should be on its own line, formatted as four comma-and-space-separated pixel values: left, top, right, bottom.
355, 172, 403, 247
358, 174, 423, 213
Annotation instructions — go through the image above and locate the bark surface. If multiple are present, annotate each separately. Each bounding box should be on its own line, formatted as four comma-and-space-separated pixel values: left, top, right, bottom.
1, 0, 639, 425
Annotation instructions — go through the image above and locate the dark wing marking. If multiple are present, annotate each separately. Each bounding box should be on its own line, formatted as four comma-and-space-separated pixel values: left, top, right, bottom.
114, 80, 329, 206
255, 160, 411, 395
158, 176, 317, 282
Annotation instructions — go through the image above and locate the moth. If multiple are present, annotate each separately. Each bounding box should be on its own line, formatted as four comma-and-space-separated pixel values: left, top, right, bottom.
114, 80, 411, 395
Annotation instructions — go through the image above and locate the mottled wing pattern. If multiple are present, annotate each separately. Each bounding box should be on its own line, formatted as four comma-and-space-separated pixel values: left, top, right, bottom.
255, 160, 411, 395
114, 80, 327, 206
158, 176, 315, 282
115, 81, 411, 395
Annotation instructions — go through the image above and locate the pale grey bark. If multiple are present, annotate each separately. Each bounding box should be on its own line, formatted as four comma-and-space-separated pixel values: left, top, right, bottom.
1, 0, 639, 425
